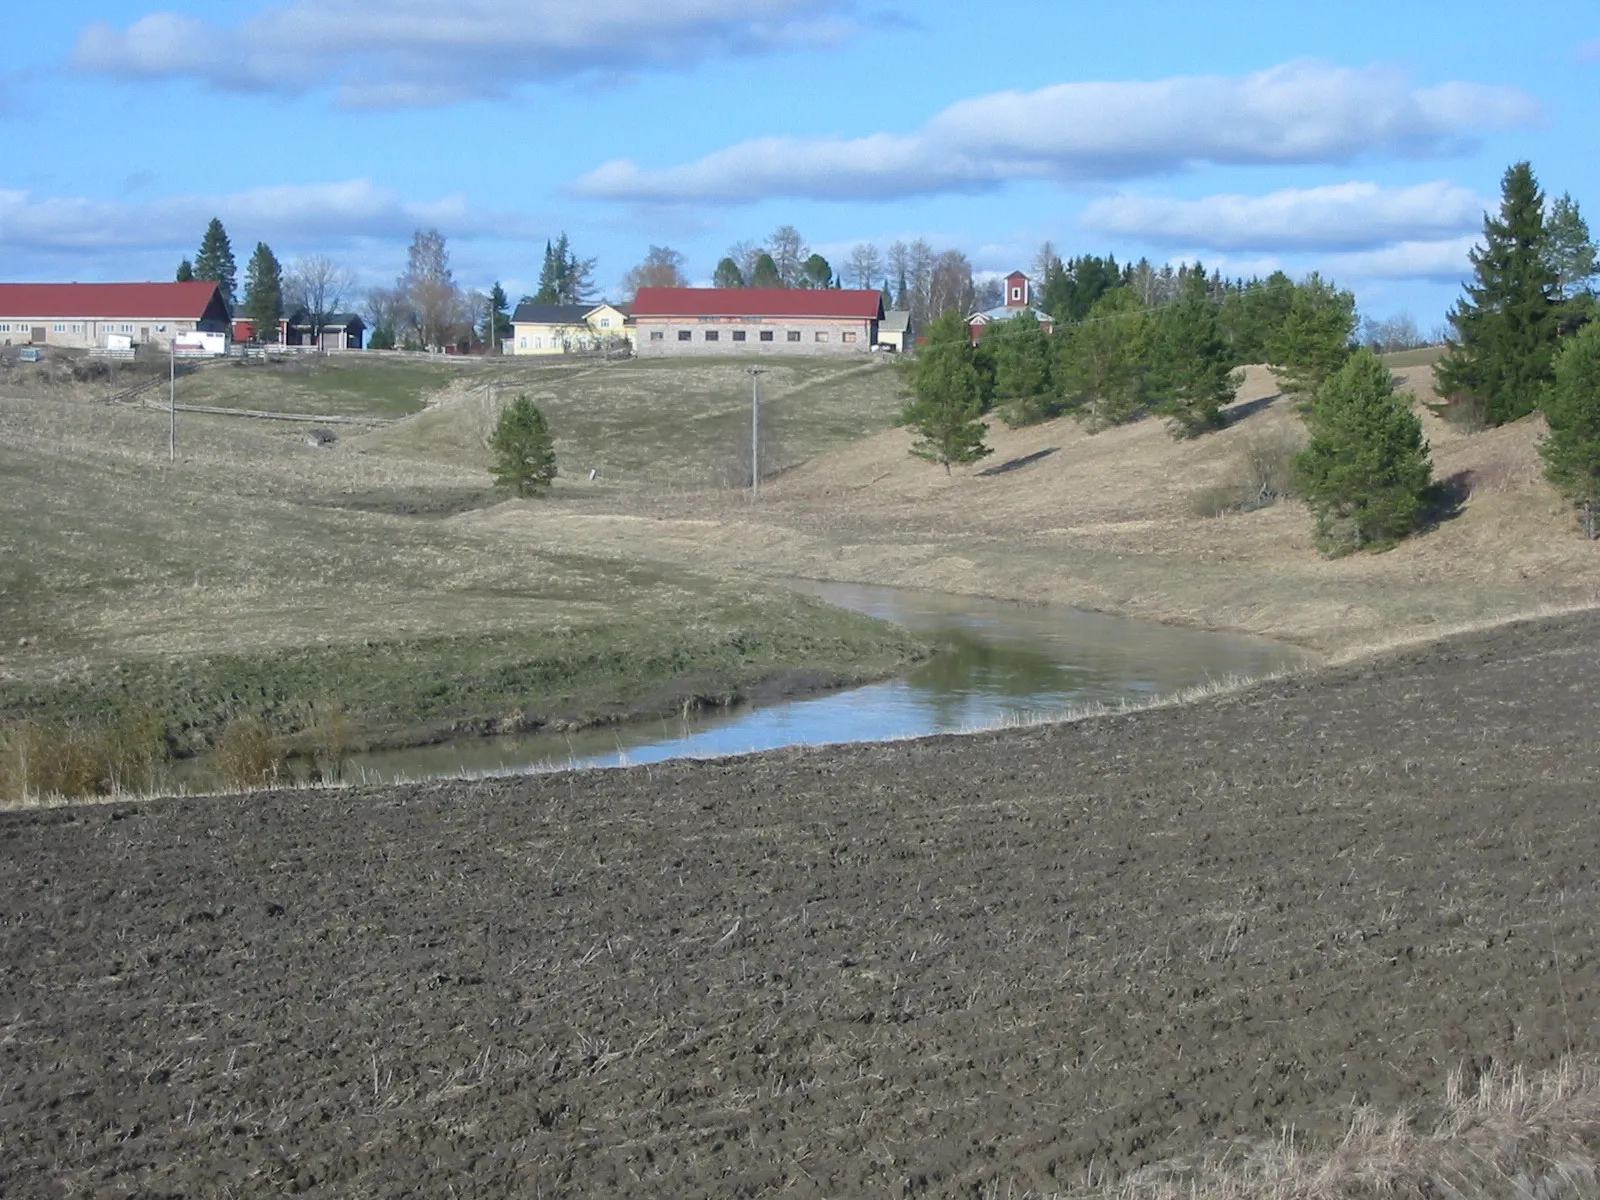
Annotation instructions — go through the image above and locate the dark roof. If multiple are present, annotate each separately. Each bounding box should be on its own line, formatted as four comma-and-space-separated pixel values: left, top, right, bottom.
0, 281, 226, 320
511, 302, 598, 324
632, 288, 884, 320
285, 310, 364, 328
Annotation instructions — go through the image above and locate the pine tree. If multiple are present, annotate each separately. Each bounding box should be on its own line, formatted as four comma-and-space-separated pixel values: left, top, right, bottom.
193, 218, 237, 306
1546, 193, 1598, 302
488, 394, 558, 497
713, 257, 746, 288
1267, 273, 1357, 409
898, 311, 992, 473
1435, 161, 1562, 426
175, 259, 195, 282
1055, 288, 1151, 429
1148, 273, 1235, 438
1537, 320, 1600, 536
991, 309, 1054, 426
241, 243, 283, 342
1293, 350, 1433, 555
749, 253, 783, 289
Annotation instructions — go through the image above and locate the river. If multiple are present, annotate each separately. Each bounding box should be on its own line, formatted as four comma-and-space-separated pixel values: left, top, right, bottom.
332, 580, 1310, 784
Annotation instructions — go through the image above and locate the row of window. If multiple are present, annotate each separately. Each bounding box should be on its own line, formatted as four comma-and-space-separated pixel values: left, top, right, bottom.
0, 323, 134, 334
651, 329, 858, 344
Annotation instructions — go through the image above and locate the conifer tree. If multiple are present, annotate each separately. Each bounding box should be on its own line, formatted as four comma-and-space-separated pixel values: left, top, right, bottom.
1056, 288, 1152, 429
1434, 161, 1561, 426
241, 243, 283, 342
749, 252, 783, 289
1537, 321, 1600, 536
488, 394, 558, 497
1293, 350, 1433, 555
713, 257, 746, 288
1267, 273, 1357, 409
1148, 271, 1235, 438
898, 311, 992, 473
193, 218, 238, 306
991, 309, 1054, 426
1546, 192, 1598, 302
175, 259, 195, 282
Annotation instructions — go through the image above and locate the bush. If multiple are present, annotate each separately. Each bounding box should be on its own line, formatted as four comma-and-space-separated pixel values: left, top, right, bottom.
1191, 429, 1304, 518
303, 700, 355, 783
210, 716, 284, 790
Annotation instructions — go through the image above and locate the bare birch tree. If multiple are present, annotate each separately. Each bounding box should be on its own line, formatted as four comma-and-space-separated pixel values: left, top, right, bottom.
845, 243, 883, 291
285, 255, 355, 348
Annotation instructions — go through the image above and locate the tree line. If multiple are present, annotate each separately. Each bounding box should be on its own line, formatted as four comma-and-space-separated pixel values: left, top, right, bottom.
900, 164, 1599, 553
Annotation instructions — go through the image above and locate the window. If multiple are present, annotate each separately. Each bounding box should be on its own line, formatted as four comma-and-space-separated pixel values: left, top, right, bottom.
704, 330, 719, 341
599, 318, 611, 328
732, 330, 746, 342
518, 337, 527, 348
53, 324, 65, 333
814, 331, 829, 342
678, 330, 692, 341
650, 330, 664, 341
759, 330, 774, 342
0, 325, 8, 333
534, 336, 543, 348
122, 325, 132, 333
786, 330, 801, 342
1011, 287, 1022, 301
842, 331, 856, 343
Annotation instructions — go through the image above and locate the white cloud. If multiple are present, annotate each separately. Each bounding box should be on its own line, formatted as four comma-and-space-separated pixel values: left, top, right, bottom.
1082, 181, 1487, 252
1324, 236, 1478, 282
0, 180, 522, 258
74, 0, 855, 107
572, 60, 1539, 204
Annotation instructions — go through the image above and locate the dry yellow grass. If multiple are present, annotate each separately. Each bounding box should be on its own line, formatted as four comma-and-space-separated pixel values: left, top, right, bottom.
461, 363, 1600, 654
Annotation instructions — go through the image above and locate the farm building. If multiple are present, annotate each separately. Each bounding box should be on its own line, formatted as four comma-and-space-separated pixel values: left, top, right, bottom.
511, 302, 631, 355
281, 311, 366, 351
632, 288, 884, 357
0, 281, 231, 351
968, 272, 1053, 344
878, 310, 912, 352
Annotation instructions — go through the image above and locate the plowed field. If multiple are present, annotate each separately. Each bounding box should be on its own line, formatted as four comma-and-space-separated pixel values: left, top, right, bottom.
3, 612, 1598, 1197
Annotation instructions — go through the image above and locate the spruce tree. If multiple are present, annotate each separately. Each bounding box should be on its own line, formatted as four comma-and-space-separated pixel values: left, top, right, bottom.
1148, 272, 1235, 438
1537, 321, 1600, 536
241, 243, 283, 342
1434, 161, 1561, 426
898, 311, 992, 473
713, 257, 746, 288
193, 218, 237, 306
488, 394, 558, 497
175, 259, 195, 282
1267, 273, 1357, 409
533, 240, 561, 304
1293, 350, 1433, 555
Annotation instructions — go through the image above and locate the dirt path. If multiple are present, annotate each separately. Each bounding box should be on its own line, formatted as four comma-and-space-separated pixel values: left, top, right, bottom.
2, 611, 1597, 1196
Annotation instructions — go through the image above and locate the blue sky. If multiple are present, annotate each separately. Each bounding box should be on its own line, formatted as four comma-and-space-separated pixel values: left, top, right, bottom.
1, 1, 1596, 325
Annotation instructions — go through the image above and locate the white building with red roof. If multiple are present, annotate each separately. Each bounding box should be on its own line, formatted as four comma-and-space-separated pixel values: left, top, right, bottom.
0, 282, 232, 351
632, 287, 884, 356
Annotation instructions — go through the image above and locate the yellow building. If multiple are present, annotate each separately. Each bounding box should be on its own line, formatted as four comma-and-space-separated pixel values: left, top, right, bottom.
511, 301, 632, 355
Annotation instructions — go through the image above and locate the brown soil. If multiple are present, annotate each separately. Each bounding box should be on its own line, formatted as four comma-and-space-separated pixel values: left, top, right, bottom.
3, 611, 1598, 1197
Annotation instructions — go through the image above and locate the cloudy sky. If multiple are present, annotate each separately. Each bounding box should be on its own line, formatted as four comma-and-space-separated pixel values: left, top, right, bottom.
2, 1, 1595, 324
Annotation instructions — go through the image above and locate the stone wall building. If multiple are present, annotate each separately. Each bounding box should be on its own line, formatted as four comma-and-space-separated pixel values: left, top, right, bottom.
632, 288, 883, 356
0, 282, 232, 351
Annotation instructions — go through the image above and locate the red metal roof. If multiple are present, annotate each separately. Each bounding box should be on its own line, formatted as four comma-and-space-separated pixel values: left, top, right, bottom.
0, 282, 225, 320
631, 288, 883, 320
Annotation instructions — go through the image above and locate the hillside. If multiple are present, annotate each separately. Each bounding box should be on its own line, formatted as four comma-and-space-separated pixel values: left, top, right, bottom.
464, 361, 1598, 653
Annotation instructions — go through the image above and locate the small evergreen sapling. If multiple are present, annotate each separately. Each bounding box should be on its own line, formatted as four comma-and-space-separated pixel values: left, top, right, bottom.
1293, 350, 1433, 555
489, 394, 558, 497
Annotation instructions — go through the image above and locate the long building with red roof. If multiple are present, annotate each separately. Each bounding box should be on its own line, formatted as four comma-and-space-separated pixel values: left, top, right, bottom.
0, 282, 232, 351
631, 287, 884, 356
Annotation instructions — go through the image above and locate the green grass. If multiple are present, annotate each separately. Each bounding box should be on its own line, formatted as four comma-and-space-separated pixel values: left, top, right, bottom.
1380, 345, 1447, 369
182, 355, 477, 419
362, 355, 907, 487
0, 385, 925, 753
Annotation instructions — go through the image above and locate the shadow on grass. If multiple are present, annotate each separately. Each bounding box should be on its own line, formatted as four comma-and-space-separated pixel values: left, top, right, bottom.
977, 447, 1059, 477
1223, 392, 1280, 425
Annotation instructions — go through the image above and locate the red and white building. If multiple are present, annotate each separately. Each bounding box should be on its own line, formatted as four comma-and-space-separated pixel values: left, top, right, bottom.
968, 271, 1054, 344
632, 287, 884, 356
0, 282, 232, 351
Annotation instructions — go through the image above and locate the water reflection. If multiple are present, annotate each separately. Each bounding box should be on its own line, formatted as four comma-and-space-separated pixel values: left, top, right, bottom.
340, 581, 1309, 783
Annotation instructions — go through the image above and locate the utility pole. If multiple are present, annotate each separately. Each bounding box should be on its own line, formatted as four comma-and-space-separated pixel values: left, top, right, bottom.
747, 367, 765, 497
168, 338, 176, 463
